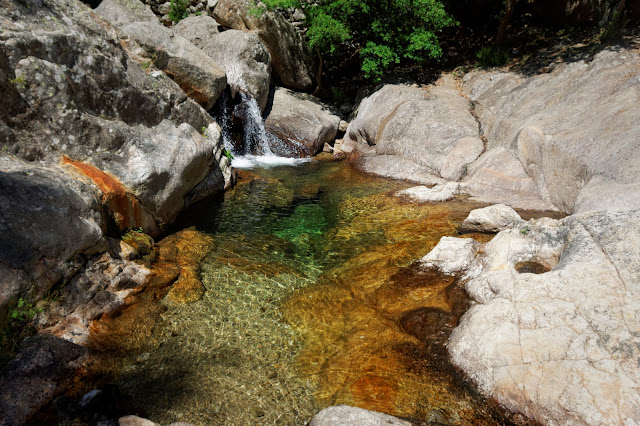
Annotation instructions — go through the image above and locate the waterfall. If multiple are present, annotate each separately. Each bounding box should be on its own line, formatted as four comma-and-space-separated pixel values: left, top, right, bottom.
239, 92, 273, 156
211, 90, 311, 168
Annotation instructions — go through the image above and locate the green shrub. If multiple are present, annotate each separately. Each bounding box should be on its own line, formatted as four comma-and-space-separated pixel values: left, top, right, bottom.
476, 45, 510, 67
260, 0, 457, 80
168, 0, 189, 23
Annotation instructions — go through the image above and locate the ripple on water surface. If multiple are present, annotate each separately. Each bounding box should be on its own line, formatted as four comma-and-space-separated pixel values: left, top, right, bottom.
94, 160, 521, 425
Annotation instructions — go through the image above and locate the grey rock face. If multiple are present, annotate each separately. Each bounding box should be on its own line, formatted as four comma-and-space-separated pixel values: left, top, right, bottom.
395, 182, 460, 202
0, 156, 107, 312
463, 46, 640, 213
213, 0, 315, 91
265, 88, 340, 157
0, 0, 233, 313
174, 16, 271, 110
440, 209, 640, 424
97, 0, 227, 110
0, 335, 87, 426
308, 405, 411, 426
345, 79, 484, 183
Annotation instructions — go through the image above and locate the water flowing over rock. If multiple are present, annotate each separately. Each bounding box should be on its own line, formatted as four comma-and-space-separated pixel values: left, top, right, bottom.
0, 0, 233, 314
265, 88, 340, 157
174, 16, 271, 111
96, 0, 227, 110
212, 0, 316, 91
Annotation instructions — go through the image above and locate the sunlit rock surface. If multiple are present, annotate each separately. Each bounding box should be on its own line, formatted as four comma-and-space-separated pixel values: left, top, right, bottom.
441, 208, 640, 424
265, 88, 341, 157
212, 0, 316, 91
0, 0, 233, 313
174, 16, 271, 111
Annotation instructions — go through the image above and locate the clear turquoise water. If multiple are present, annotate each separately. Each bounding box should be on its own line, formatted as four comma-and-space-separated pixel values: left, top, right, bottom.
109, 160, 516, 425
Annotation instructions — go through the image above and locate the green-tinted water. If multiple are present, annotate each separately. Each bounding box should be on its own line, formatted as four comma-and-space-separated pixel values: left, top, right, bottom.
99, 160, 517, 425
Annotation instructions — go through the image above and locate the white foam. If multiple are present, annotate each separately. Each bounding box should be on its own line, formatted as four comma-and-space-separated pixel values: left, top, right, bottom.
232, 154, 312, 169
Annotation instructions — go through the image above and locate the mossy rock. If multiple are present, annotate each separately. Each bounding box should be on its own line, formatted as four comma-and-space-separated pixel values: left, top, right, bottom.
121, 230, 154, 257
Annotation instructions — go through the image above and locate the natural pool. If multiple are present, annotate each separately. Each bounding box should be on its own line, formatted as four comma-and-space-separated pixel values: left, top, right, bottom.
89, 159, 523, 424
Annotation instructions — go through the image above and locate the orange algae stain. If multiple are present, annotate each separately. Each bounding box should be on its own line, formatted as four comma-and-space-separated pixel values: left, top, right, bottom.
88, 228, 214, 353
61, 155, 153, 232
162, 228, 215, 304
283, 194, 513, 423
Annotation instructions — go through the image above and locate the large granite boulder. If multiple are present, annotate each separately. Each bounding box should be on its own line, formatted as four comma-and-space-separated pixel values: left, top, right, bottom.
462, 46, 640, 213
213, 0, 315, 91
0, 335, 87, 425
0, 0, 233, 314
442, 209, 640, 424
0, 157, 107, 312
96, 0, 227, 110
265, 88, 340, 157
344, 78, 484, 184
174, 16, 271, 111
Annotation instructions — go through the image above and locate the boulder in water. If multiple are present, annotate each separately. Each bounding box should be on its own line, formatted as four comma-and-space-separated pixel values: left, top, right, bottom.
265, 88, 340, 157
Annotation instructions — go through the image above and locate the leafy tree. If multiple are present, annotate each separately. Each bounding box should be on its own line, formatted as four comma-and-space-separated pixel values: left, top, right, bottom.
260, 0, 457, 80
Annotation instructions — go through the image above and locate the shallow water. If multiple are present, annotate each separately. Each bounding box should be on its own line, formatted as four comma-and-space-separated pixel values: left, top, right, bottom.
92, 160, 521, 425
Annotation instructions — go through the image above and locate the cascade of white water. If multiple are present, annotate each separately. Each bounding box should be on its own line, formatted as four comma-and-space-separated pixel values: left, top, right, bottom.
239, 92, 274, 156
212, 90, 311, 168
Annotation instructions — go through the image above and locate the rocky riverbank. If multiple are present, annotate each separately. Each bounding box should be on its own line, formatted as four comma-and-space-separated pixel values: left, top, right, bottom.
1, 0, 639, 423
341, 32, 640, 424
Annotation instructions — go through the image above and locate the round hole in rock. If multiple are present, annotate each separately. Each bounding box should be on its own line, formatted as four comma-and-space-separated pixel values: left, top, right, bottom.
514, 261, 551, 274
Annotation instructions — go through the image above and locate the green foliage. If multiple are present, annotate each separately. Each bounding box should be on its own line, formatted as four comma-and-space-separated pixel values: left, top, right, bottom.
168, 0, 189, 23
260, 0, 457, 80
223, 149, 234, 160
520, 226, 530, 235
247, 2, 266, 18
1, 296, 47, 366
599, 9, 628, 42
9, 74, 26, 88
9, 298, 42, 322
476, 45, 510, 67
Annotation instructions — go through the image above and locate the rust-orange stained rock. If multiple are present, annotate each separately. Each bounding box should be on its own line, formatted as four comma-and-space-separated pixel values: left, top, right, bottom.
61, 155, 151, 232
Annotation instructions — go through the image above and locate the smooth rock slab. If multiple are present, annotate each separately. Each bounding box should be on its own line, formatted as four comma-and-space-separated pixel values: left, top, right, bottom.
459, 203, 523, 233
395, 182, 460, 202
448, 209, 640, 425
418, 237, 482, 275
308, 405, 411, 426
